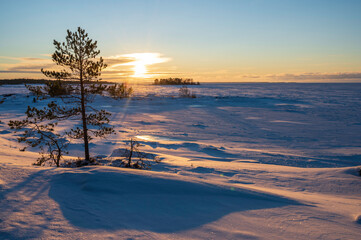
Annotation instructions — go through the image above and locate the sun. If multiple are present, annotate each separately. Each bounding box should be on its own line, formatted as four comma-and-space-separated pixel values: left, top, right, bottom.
121, 53, 169, 78
133, 63, 147, 78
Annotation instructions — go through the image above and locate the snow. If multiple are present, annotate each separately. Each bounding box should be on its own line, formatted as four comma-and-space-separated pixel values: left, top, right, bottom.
0, 83, 361, 239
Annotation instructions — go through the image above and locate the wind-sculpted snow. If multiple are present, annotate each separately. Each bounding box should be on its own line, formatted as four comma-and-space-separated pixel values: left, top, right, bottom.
49, 167, 298, 232
1, 83, 361, 239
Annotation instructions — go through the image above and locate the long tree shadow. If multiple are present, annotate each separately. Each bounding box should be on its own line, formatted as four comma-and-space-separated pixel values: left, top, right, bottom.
0, 169, 53, 239
49, 167, 301, 232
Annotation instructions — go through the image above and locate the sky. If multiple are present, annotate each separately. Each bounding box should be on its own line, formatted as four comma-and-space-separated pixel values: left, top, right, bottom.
0, 0, 361, 82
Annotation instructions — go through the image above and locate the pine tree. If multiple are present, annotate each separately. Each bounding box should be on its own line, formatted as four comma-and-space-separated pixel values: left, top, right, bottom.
40, 27, 113, 162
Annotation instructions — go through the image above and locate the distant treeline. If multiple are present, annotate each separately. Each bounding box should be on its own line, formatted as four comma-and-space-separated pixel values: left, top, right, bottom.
0, 78, 115, 85
153, 78, 200, 85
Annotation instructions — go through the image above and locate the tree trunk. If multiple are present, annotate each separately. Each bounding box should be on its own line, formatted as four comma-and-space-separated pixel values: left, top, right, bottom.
128, 139, 134, 167
55, 143, 61, 167
56, 153, 61, 167
79, 68, 90, 162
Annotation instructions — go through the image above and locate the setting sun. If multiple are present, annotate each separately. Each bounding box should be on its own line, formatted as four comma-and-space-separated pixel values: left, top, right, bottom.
121, 53, 170, 78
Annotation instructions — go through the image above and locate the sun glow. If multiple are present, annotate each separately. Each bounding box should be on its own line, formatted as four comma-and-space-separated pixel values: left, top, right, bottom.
120, 53, 170, 78
133, 63, 147, 78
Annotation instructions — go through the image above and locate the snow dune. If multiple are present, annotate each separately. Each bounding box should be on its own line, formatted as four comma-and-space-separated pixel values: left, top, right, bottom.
49, 167, 297, 232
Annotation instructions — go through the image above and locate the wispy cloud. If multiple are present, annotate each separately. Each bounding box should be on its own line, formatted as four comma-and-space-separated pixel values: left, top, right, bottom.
105, 53, 171, 78
0, 70, 42, 73
2, 54, 361, 82
0, 56, 55, 74
184, 71, 361, 82
0, 53, 172, 80
103, 57, 134, 66
263, 72, 361, 82
229, 72, 361, 82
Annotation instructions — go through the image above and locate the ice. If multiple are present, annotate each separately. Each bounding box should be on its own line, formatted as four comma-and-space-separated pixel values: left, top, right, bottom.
1, 83, 361, 239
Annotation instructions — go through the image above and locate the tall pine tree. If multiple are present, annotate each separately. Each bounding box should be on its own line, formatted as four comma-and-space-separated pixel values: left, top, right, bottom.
41, 27, 113, 162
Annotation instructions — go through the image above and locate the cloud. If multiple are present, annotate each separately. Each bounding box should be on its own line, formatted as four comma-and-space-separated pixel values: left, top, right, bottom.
0, 56, 50, 62
236, 74, 260, 79
0, 70, 41, 74
20, 57, 47, 61
0, 53, 172, 80
264, 72, 361, 81
105, 53, 170, 66
0, 56, 56, 76
105, 53, 171, 78
103, 57, 134, 66
5, 53, 359, 82
102, 70, 133, 74
186, 71, 361, 83
7, 64, 55, 71
233, 72, 361, 82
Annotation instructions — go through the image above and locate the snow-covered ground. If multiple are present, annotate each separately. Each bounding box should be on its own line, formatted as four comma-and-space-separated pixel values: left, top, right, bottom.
0, 83, 360, 239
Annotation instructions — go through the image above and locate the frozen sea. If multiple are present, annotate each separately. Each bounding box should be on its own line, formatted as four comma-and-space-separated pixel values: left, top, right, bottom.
0, 82, 360, 239
1, 83, 361, 168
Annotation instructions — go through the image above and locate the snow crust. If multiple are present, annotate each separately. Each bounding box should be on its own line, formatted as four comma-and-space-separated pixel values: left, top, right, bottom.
0, 83, 360, 239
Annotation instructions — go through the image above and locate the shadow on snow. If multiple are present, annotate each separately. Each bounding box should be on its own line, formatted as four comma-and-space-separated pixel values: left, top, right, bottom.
48, 167, 300, 233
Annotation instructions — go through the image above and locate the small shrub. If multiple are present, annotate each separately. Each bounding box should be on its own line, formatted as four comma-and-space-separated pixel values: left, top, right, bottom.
179, 86, 196, 98
44, 80, 72, 97
88, 83, 107, 95
26, 84, 45, 98
26, 80, 72, 99
107, 83, 133, 99
122, 138, 160, 169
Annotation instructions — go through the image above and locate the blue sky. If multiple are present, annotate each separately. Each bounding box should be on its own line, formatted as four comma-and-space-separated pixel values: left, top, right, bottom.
1, 0, 361, 82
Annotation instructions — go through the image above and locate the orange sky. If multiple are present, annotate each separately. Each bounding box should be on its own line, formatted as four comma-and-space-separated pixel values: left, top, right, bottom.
1, 0, 361, 82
